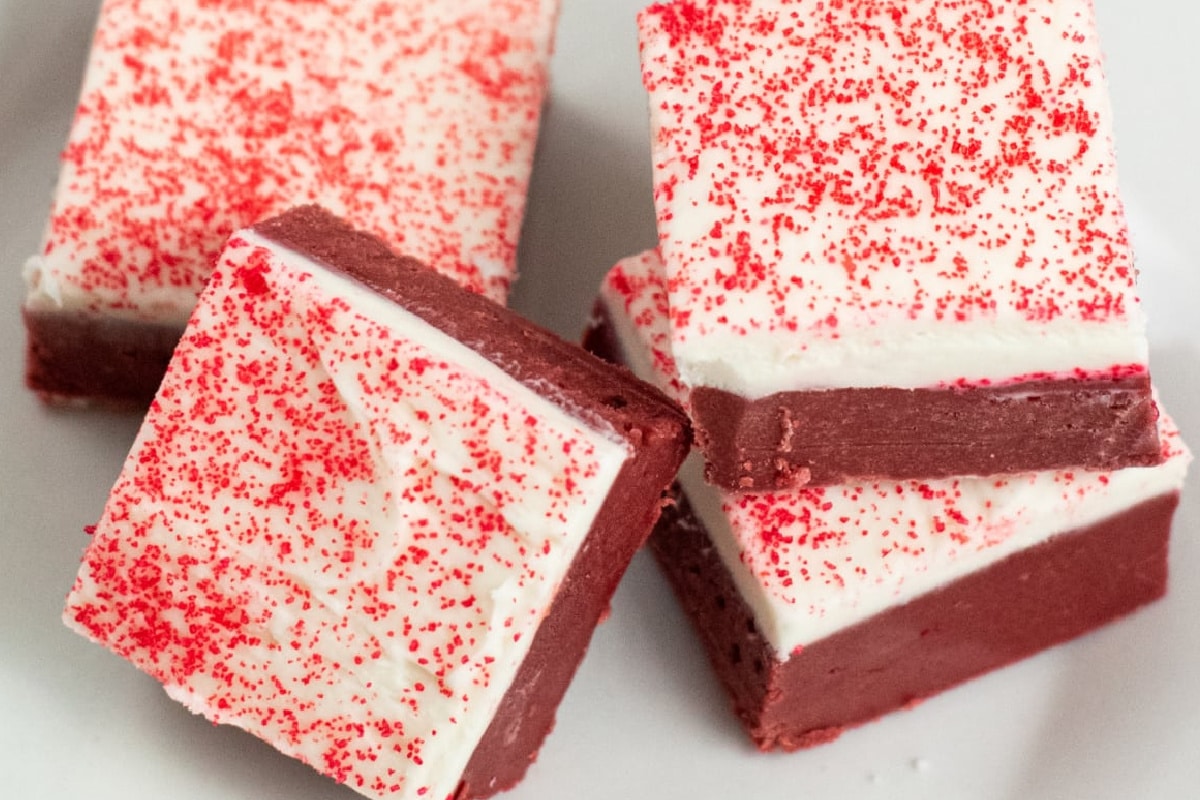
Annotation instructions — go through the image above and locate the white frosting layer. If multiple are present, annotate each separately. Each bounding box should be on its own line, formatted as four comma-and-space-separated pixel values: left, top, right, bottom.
26, 0, 559, 321
639, 0, 1149, 395
601, 249, 1188, 658
65, 228, 629, 800
681, 432, 1188, 657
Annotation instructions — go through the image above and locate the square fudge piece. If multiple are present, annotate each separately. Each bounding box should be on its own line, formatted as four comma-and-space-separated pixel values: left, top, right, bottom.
638, 0, 1160, 490
586, 249, 1189, 750
24, 0, 559, 405
64, 206, 691, 800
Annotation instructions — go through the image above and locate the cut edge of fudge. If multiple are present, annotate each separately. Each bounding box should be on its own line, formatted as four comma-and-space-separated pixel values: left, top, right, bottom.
23, 309, 183, 408
591, 249, 1162, 492
252, 206, 685, 443
64, 206, 691, 800
687, 377, 1162, 490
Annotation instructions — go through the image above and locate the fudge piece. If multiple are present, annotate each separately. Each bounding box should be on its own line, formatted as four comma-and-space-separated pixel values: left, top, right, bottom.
585, 255, 1185, 743
24, 0, 559, 406
654, 439, 1186, 750
586, 250, 1190, 749
63, 206, 691, 800
638, 0, 1160, 489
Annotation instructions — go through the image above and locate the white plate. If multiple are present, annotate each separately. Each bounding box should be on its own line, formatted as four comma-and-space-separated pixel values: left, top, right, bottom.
2, 1, 1198, 798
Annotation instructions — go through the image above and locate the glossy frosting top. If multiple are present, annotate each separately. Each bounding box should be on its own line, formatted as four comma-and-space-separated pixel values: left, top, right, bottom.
639, 0, 1148, 394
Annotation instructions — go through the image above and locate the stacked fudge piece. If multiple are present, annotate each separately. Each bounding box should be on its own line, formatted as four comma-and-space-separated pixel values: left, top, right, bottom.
23, 0, 559, 406
587, 0, 1190, 749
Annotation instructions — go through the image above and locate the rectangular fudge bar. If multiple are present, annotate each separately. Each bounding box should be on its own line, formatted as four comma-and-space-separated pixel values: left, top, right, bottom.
24, 0, 559, 405
64, 206, 691, 800
654, 440, 1186, 750
586, 249, 1190, 749
638, 0, 1160, 490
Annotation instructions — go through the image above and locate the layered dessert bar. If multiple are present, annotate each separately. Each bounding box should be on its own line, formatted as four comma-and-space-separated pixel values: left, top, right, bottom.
24, 0, 558, 406
638, 0, 1161, 490
585, 250, 1190, 747
654, 427, 1187, 750
63, 206, 691, 800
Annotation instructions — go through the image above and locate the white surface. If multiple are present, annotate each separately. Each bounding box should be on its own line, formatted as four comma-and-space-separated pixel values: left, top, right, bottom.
1, 1, 1197, 799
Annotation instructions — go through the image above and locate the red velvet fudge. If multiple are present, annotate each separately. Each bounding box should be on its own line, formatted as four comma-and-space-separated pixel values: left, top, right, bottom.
63, 206, 690, 799
652, 451, 1186, 750
585, 248, 1190, 750
638, 0, 1160, 490
24, 0, 559, 406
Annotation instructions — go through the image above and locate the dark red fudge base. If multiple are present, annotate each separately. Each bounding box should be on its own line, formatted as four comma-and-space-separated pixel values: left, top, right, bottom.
24, 308, 182, 407
690, 379, 1163, 490
453, 441, 684, 797
584, 296, 1163, 491
253, 206, 693, 798
650, 487, 1177, 750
